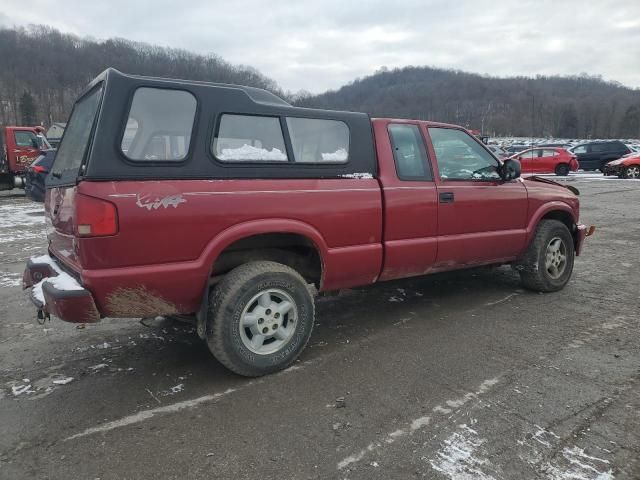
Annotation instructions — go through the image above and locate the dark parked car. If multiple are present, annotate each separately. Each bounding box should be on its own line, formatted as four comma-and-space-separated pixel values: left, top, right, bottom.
24, 149, 56, 202
538, 143, 572, 149
505, 144, 530, 155
570, 141, 630, 171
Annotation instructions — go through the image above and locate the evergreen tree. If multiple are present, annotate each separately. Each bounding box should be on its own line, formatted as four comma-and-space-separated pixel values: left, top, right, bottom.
19, 91, 37, 126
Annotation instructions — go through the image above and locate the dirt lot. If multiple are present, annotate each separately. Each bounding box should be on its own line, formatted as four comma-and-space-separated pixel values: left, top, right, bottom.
1, 174, 639, 480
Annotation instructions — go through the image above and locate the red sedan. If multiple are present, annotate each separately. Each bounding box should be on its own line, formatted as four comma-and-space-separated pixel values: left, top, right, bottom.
603, 153, 640, 178
510, 148, 579, 176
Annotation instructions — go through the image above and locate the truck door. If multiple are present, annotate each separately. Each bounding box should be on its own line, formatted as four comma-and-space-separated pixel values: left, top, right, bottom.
11, 129, 41, 173
425, 126, 528, 267
374, 120, 438, 281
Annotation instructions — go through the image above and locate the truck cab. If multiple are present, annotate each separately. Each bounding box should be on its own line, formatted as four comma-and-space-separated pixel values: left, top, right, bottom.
1, 126, 52, 190
23, 69, 590, 376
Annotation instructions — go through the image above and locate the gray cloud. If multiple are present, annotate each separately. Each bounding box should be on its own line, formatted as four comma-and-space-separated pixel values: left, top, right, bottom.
2, 0, 639, 92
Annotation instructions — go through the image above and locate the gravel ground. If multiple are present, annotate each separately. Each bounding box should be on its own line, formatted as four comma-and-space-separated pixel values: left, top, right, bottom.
0, 174, 638, 480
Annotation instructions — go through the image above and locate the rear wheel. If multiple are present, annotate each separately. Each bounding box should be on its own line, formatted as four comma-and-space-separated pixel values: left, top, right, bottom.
624, 165, 640, 179
518, 220, 575, 292
205, 261, 314, 377
555, 164, 570, 176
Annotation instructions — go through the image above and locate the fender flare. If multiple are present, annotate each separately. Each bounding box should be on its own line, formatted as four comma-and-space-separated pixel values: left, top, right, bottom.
200, 218, 329, 271
195, 219, 329, 339
524, 202, 577, 246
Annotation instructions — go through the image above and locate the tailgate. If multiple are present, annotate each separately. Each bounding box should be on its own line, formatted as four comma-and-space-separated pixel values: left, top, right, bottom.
45, 186, 81, 273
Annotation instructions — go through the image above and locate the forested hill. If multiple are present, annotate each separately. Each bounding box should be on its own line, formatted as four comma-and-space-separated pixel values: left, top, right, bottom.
2, 25, 639, 139
294, 66, 640, 139
0, 25, 282, 128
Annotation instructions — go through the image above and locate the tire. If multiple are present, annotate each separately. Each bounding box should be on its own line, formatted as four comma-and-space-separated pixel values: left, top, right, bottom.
555, 164, 570, 176
624, 165, 640, 179
518, 220, 575, 292
205, 261, 314, 377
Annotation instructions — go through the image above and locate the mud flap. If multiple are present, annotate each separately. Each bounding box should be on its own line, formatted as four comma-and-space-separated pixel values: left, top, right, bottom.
196, 283, 209, 340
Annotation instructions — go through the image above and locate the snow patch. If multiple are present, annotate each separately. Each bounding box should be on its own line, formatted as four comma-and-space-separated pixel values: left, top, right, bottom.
321, 148, 348, 161
66, 388, 237, 441
341, 172, 373, 179
218, 144, 287, 161
0, 272, 21, 288
32, 270, 83, 304
12, 383, 34, 396
89, 363, 108, 371
543, 447, 613, 480
0, 204, 45, 228
52, 377, 74, 385
337, 378, 500, 470
429, 423, 498, 479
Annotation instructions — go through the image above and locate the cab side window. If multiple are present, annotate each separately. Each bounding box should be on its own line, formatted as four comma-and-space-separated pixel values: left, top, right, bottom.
573, 145, 588, 154
429, 128, 500, 181
388, 124, 431, 180
15, 131, 38, 148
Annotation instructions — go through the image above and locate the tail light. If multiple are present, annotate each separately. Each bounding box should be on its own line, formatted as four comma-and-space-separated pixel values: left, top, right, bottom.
31, 165, 46, 173
74, 194, 118, 237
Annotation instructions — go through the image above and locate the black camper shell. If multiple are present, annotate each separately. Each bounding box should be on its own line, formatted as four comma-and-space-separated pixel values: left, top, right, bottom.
48, 69, 376, 187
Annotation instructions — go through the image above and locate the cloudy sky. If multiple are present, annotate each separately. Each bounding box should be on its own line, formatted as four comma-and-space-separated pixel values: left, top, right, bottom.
1, 0, 639, 93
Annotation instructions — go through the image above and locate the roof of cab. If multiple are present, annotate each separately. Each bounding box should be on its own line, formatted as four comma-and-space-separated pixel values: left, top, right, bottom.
84, 68, 291, 107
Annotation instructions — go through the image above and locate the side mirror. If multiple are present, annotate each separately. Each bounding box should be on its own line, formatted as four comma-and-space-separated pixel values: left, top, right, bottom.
501, 158, 521, 181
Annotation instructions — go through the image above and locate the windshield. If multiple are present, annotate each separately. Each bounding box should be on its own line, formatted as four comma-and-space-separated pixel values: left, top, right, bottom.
51, 85, 103, 178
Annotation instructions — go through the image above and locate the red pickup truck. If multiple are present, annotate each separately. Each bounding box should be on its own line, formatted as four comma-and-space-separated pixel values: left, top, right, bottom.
24, 69, 591, 376
1, 126, 52, 191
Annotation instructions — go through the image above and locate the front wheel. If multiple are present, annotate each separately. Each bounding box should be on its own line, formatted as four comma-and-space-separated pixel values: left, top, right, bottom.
205, 261, 314, 377
555, 164, 570, 176
518, 220, 575, 292
624, 165, 640, 179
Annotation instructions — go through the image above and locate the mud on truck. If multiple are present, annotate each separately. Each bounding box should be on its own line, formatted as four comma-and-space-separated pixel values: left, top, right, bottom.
23, 69, 593, 376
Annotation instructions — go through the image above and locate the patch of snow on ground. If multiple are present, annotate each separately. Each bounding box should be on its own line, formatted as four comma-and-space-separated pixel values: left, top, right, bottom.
52, 377, 74, 385
0, 204, 45, 228
544, 447, 613, 480
429, 423, 498, 480
0, 271, 21, 287
337, 378, 500, 471
218, 144, 287, 161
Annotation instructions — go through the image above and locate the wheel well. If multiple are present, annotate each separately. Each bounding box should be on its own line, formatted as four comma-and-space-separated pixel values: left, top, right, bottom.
211, 233, 323, 288
541, 210, 575, 234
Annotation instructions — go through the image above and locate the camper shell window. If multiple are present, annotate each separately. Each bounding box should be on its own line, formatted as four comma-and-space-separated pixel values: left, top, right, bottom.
121, 87, 197, 162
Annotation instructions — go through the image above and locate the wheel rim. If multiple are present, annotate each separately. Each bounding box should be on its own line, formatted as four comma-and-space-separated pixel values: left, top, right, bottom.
239, 288, 298, 355
627, 166, 640, 179
544, 237, 567, 279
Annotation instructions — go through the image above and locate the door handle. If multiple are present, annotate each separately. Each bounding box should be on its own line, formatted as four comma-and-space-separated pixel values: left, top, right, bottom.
439, 192, 454, 203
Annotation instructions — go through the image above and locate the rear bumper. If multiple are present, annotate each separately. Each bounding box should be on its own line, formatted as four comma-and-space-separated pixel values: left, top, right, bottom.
23, 257, 100, 323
